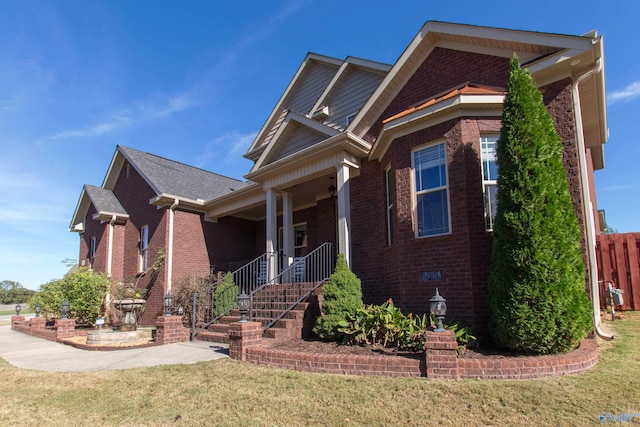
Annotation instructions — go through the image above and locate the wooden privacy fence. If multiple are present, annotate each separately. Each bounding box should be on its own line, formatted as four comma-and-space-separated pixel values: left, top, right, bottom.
596, 232, 640, 310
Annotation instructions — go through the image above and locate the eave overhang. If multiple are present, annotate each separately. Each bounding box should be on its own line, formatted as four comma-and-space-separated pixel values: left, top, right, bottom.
370, 91, 504, 161
246, 131, 371, 184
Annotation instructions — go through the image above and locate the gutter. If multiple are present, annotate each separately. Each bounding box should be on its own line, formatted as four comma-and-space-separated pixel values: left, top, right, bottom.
107, 215, 116, 277
571, 55, 613, 340
167, 199, 179, 294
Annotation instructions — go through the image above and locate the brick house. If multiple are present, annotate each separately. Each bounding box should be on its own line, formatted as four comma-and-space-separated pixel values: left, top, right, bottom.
71, 22, 608, 337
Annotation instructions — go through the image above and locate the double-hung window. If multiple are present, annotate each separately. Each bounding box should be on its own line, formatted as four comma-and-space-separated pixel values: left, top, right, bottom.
140, 225, 149, 271
413, 141, 450, 237
481, 135, 499, 230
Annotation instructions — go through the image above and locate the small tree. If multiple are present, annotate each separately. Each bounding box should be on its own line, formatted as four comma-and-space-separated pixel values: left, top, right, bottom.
213, 272, 238, 318
487, 55, 592, 354
31, 268, 111, 325
313, 253, 363, 340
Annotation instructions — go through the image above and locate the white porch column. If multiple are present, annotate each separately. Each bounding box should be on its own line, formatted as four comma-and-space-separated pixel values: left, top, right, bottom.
265, 188, 278, 281
282, 192, 294, 268
336, 163, 351, 266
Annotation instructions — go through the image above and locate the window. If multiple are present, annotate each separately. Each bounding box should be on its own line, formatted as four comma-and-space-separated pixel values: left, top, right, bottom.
294, 223, 308, 257
140, 225, 149, 271
413, 141, 450, 237
385, 165, 393, 245
89, 237, 96, 270
481, 135, 499, 230
278, 223, 308, 258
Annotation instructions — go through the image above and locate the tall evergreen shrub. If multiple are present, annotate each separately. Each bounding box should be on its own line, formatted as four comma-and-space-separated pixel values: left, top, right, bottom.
487, 55, 592, 354
313, 253, 363, 341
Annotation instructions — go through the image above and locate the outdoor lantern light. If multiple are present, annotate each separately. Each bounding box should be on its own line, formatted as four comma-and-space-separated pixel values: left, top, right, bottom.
328, 177, 336, 198
176, 305, 184, 316
238, 292, 250, 322
34, 303, 42, 318
15, 304, 21, 315
164, 293, 174, 316
430, 288, 447, 332
60, 300, 70, 319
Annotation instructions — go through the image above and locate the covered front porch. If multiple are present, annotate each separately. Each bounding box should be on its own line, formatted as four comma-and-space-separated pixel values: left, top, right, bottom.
204, 132, 371, 279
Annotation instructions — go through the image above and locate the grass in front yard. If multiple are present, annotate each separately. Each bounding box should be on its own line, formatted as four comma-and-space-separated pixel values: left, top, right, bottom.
1, 313, 639, 426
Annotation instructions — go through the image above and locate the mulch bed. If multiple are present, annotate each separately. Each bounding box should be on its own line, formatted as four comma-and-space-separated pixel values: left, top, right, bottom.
268, 338, 528, 359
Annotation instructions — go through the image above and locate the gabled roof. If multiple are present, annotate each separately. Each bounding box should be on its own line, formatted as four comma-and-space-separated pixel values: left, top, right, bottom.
71, 145, 250, 232
85, 185, 128, 217
244, 53, 390, 165
350, 21, 608, 168
104, 145, 250, 205
69, 185, 129, 232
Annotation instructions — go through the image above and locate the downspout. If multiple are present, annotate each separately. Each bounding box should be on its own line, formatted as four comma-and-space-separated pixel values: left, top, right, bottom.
571, 57, 613, 340
167, 199, 179, 295
107, 215, 116, 277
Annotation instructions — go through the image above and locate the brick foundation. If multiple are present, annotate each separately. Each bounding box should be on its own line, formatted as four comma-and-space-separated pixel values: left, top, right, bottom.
228, 322, 262, 361
155, 315, 189, 344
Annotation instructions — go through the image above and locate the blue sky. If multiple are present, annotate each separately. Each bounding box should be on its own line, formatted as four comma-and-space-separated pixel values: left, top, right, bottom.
1, 0, 639, 290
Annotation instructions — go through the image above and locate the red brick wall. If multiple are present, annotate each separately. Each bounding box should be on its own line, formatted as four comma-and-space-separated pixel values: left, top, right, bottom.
353, 117, 501, 334
80, 204, 109, 272
366, 48, 510, 141
351, 49, 589, 337
111, 162, 168, 324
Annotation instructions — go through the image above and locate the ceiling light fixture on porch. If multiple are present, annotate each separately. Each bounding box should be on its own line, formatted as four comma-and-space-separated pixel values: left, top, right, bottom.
328, 177, 336, 198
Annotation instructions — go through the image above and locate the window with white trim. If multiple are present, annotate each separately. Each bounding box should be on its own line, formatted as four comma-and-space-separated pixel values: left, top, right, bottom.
278, 223, 308, 258
140, 225, 149, 271
481, 135, 499, 230
412, 141, 450, 237
385, 165, 393, 245
89, 237, 96, 270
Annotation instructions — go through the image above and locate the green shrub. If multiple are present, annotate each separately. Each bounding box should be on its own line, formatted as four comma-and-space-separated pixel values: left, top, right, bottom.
30, 268, 111, 325
313, 253, 363, 340
339, 299, 476, 354
487, 55, 592, 354
213, 272, 238, 318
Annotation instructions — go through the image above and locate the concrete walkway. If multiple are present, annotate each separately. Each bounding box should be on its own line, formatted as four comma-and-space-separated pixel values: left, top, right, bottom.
0, 325, 228, 372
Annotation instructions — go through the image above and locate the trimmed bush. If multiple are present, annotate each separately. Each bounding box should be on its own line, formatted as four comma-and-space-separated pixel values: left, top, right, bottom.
313, 253, 363, 340
30, 268, 111, 325
487, 55, 592, 354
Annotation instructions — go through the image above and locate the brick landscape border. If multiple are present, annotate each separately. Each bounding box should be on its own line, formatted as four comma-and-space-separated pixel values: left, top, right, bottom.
231, 323, 599, 380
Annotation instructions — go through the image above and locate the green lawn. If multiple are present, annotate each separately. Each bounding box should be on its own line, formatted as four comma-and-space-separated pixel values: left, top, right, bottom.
1, 313, 638, 426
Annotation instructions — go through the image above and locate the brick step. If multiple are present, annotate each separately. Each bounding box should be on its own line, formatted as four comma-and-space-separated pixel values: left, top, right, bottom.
207, 322, 231, 334
196, 330, 229, 344
250, 308, 306, 320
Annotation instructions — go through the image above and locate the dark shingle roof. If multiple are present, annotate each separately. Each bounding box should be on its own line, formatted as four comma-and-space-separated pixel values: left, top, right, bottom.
84, 184, 128, 215
118, 145, 249, 201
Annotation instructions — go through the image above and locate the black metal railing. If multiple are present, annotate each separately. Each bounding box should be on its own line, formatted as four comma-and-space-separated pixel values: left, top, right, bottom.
250, 242, 335, 331
191, 252, 276, 340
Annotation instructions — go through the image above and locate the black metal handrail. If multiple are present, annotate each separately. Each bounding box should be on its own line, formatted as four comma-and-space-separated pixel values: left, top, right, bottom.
191, 252, 276, 340
249, 242, 335, 332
